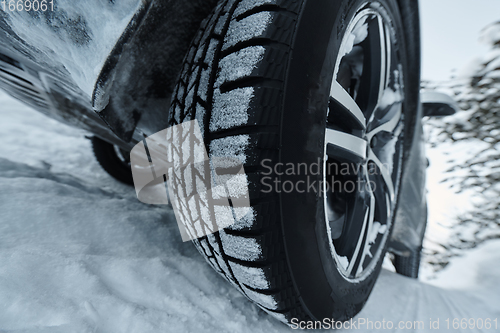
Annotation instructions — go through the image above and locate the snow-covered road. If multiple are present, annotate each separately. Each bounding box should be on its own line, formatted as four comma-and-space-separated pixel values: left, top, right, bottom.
0, 90, 498, 332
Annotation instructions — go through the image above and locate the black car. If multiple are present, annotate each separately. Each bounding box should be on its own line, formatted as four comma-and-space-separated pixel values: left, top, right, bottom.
0, 0, 456, 325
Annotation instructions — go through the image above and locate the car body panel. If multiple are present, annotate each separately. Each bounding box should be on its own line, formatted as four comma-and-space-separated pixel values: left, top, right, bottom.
0, 0, 146, 147
390, 108, 428, 256
0, 0, 218, 147
0, 0, 143, 97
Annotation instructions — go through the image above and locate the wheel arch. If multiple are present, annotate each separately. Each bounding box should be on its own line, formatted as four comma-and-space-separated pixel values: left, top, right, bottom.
92, 0, 219, 143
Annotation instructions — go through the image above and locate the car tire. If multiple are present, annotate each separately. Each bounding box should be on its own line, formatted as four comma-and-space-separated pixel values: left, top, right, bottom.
394, 208, 427, 279
91, 136, 133, 185
394, 248, 422, 278
169, 0, 420, 324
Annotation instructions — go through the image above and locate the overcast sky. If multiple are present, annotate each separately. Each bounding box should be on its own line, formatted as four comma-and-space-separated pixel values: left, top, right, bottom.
420, 0, 500, 82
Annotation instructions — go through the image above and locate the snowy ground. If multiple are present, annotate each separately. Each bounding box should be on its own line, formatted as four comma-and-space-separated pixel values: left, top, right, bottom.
0, 90, 499, 332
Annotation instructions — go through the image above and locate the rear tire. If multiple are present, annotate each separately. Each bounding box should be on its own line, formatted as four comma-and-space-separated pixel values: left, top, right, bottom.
90, 136, 133, 185
394, 248, 422, 278
169, 0, 420, 324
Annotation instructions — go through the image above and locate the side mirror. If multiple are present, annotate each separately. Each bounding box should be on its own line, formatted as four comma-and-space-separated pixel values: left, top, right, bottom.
421, 91, 460, 117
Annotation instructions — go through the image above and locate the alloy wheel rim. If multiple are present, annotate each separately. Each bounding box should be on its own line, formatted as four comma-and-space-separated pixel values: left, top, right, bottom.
323, 3, 405, 282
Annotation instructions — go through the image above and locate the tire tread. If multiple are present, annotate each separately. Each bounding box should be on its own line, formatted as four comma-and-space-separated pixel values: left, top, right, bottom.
169, 0, 308, 322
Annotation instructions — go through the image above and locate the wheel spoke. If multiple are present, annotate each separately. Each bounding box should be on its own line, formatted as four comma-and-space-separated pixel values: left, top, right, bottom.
375, 15, 388, 108
382, 22, 392, 104
368, 149, 395, 201
346, 206, 370, 276
326, 128, 367, 161
366, 104, 402, 140
356, 15, 389, 123
355, 190, 376, 276
330, 81, 366, 129
367, 15, 391, 124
